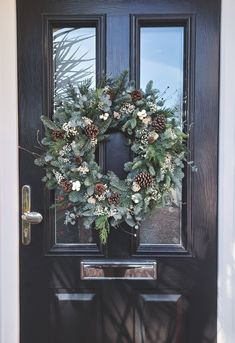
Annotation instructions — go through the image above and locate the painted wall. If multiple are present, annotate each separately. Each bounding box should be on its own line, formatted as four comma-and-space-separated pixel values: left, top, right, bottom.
0, 1, 19, 342
218, 0, 235, 342
0, 0, 234, 342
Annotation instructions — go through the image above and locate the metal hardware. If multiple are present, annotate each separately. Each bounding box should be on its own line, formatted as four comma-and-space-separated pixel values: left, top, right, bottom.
21, 185, 43, 245
81, 260, 157, 280
22, 211, 43, 224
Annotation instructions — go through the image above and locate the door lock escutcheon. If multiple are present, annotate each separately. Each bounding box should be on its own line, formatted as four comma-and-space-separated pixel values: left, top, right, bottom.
21, 185, 43, 245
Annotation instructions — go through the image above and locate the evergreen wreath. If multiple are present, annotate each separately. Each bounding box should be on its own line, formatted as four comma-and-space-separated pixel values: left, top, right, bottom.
35, 71, 192, 244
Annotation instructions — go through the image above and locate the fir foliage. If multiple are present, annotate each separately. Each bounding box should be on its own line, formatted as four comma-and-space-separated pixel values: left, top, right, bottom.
35, 71, 194, 244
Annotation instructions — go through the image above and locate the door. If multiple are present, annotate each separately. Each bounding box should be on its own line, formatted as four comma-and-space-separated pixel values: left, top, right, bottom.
17, 0, 220, 342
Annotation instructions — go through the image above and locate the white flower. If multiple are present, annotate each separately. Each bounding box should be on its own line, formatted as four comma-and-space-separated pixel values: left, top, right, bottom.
99, 112, 109, 121
94, 205, 109, 216
82, 116, 93, 126
166, 128, 177, 140
53, 170, 63, 183
90, 138, 98, 147
95, 194, 106, 201
132, 194, 140, 204
77, 165, 89, 174
62, 122, 77, 136
113, 111, 121, 119
120, 103, 135, 114
132, 182, 141, 192
142, 116, 152, 125
147, 101, 157, 112
72, 180, 81, 192
137, 109, 147, 120
87, 196, 96, 204
59, 144, 71, 156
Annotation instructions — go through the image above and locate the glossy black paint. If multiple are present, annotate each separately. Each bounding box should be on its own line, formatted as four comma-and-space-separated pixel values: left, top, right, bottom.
17, 0, 220, 342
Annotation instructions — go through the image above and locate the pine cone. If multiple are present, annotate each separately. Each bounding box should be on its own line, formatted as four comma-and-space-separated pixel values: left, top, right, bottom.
75, 155, 83, 164
95, 183, 106, 196
152, 114, 166, 133
85, 124, 99, 139
108, 192, 120, 205
51, 130, 65, 140
131, 90, 142, 101
135, 172, 153, 188
107, 88, 116, 102
60, 180, 72, 192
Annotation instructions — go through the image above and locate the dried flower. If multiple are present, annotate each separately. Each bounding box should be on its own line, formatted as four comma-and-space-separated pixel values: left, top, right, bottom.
87, 196, 96, 204
148, 131, 159, 144
82, 116, 93, 126
137, 109, 147, 120
77, 165, 89, 174
113, 111, 121, 119
142, 116, 152, 125
132, 182, 141, 192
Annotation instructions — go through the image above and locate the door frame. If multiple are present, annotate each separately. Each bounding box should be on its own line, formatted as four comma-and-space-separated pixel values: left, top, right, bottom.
0, 0, 234, 342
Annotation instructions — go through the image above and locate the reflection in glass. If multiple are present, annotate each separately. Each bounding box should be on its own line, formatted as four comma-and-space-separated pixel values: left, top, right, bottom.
53, 27, 96, 99
55, 190, 94, 244
53, 27, 96, 244
140, 27, 184, 245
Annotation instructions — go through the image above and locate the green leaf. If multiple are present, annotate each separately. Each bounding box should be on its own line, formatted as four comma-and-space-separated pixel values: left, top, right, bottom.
95, 215, 110, 244
132, 160, 143, 170
46, 179, 57, 190
124, 215, 136, 227
87, 185, 95, 195
68, 191, 80, 203
41, 116, 60, 131
148, 165, 156, 176
84, 177, 92, 186
130, 118, 137, 129
99, 117, 112, 135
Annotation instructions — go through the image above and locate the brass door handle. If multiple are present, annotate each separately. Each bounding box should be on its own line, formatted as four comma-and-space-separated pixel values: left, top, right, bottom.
21, 185, 43, 245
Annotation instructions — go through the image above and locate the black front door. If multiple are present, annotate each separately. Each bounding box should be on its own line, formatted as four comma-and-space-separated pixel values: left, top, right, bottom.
18, 0, 220, 342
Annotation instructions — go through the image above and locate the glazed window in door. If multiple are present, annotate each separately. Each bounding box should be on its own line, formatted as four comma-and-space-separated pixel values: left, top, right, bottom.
53, 27, 96, 244
48, 18, 191, 254
139, 26, 184, 246
43, 16, 106, 252
131, 16, 192, 255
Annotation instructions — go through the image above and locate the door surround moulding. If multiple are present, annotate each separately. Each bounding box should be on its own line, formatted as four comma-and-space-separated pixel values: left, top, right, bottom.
0, 0, 234, 342
218, 0, 235, 342
0, 1, 19, 343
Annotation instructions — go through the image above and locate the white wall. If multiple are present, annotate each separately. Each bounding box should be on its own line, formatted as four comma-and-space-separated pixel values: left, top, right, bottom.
218, 0, 235, 342
0, 0, 234, 342
0, 0, 19, 342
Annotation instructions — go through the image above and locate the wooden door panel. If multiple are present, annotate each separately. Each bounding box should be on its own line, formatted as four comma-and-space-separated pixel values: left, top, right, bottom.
51, 291, 101, 343
135, 293, 186, 343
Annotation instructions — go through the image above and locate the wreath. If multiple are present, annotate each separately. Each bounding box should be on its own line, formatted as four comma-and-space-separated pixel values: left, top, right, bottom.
35, 71, 191, 244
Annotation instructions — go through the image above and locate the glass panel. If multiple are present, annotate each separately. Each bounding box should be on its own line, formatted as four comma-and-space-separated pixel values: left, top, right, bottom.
140, 26, 184, 245
53, 27, 96, 244
53, 27, 96, 99
55, 189, 94, 244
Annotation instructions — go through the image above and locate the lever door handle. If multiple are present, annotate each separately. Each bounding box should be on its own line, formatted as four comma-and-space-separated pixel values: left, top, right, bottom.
22, 211, 43, 224
21, 185, 43, 245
